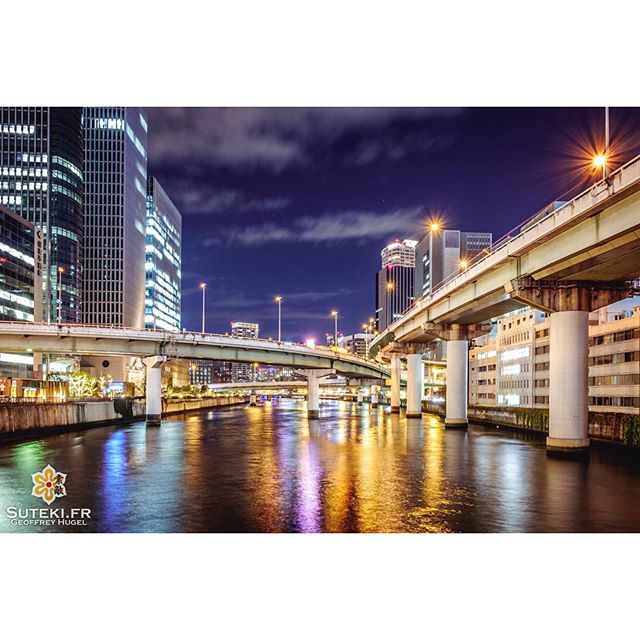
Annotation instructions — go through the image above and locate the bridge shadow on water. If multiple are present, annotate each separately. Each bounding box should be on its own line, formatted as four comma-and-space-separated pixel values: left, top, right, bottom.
1, 398, 640, 533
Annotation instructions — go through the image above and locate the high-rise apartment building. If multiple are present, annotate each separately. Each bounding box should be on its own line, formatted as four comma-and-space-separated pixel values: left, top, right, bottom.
0, 205, 44, 377
145, 177, 181, 331
230, 322, 260, 382
414, 229, 492, 298
82, 107, 148, 329
375, 239, 417, 331
0, 107, 84, 322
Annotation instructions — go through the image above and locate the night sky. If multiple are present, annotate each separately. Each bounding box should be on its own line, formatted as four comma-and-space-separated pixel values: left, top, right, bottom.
147, 107, 640, 342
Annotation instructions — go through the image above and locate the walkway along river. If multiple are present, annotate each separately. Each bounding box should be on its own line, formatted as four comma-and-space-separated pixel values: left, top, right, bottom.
1, 398, 640, 533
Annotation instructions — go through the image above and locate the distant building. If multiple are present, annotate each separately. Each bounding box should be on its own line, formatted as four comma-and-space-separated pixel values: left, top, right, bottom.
415, 229, 492, 298
338, 333, 374, 358
0, 205, 44, 377
230, 322, 260, 382
0, 107, 84, 322
375, 239, 417, 331
189, 360, 232, 386
145, 177, 181, 331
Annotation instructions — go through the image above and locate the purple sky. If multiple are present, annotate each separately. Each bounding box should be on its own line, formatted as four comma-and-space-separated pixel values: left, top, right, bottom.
147, 107, 640, 342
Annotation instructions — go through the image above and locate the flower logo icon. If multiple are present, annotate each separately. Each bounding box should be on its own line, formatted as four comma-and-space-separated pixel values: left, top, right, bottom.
32, 465, 67, 505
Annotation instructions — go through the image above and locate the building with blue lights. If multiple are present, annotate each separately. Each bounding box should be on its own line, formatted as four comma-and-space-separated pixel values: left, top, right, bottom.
0, 204, 44, 377
0, 107, 84, 323
145, 177, 181, 331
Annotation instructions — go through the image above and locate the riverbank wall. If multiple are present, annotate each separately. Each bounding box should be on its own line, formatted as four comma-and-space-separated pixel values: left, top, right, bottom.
0, 395, 249, 441
423, 401, 640, 446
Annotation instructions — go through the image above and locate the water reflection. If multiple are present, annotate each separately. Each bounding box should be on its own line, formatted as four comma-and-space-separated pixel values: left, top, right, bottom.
2, 398, 640, 533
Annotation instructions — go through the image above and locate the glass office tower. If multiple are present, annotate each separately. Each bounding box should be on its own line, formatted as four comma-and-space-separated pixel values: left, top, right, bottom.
0, 204, 44, 377
0, 107, 84, 322
145, 177, 182, 331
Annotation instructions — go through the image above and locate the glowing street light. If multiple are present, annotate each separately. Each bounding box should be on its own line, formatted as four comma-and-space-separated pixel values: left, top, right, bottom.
459, 258, 469, 271
199, 282, 207, 333
330, 310, 338, 346
275, 296, 282, 342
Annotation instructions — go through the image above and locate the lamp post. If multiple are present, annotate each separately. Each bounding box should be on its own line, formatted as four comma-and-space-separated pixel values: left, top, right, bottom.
331, 310, 338, 347
593, 106, 610, 181
275, 296, 282, 342
199, 282, 207, 333
57, 266, 64, 323
385, 280, 394, 327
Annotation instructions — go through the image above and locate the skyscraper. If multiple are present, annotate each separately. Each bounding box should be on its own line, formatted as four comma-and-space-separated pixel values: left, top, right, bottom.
82, 107, 148, 329
0, 205, 44, 377
81, 108, 148, 381
0, 107, 84, 322
414, 229, 492, 298
375, 239, 417, 331
230, 322, 259, 382
145, 177, 182, 331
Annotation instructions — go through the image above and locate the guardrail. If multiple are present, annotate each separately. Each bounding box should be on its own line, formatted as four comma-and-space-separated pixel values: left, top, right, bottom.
0, 321, 389, 373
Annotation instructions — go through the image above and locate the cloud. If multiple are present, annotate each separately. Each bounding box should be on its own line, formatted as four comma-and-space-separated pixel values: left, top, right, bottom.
148, 107, 464, 171
208, 206, 425, 247
169, 184, 290, 215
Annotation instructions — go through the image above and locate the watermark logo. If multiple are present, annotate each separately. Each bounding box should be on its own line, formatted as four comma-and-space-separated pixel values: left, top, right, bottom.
31, 464, 67, 505
4, 464, 91, 528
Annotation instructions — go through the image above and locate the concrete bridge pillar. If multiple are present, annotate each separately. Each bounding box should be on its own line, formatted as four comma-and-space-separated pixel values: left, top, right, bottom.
547, 310, 590, 453
249, 392, 257, 406
390, 353, 401, 413
356, 389, 364, 403
295, 369, 335, 419
445, 325, 469, 429
370, 386, 379, 407
307, 374, 320, 419
505, 278, 634, 454
406, 352, 423, 418
143, 355, 167, 426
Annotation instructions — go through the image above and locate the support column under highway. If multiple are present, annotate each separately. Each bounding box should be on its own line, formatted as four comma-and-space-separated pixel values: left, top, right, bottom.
307, 374, 320, 419
406, 352, 423, 418
143, 355, 167, 426
506, 278, 637, 453
547, 310, 590, 453
295, 369, 335, 419
445, 325, 469, 430
390, 353, 401, 413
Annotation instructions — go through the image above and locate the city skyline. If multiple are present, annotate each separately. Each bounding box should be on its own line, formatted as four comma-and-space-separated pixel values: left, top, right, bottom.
147, 107, 640, 341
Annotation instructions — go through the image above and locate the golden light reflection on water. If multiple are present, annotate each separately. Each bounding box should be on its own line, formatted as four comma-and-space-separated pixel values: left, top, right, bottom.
4, 398, 640, 532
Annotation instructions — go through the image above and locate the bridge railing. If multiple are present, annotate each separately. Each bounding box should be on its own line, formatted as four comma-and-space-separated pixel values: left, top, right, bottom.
378, 151, 640, 339
0, 320, 389, 372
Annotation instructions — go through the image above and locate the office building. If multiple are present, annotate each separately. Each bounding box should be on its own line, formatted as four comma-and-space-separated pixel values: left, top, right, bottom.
468, 300, 640, 416
230, 322, 259, 382
145, 177, 181, 331
414, 229, 492, 298
375, 239, 417, 331
0, 107, 84, 322
81, 107, 148, 381
0, 205, 44, 377
82, 107, 148, 328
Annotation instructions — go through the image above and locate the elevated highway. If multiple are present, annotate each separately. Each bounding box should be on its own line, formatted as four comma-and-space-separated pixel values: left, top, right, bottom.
0, 322, 389, 423
371, 154, 640, 452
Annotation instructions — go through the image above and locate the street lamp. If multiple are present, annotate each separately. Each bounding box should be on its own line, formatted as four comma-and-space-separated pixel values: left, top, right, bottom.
592, 106, 610, 181
275, 296, 282, 342
330, 310, 338, 347
385, 280, 394, 327
199, 282, 207, 333
57, 266, 64, 323
459, 258, 469, 271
